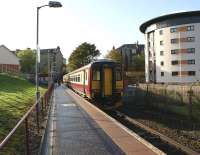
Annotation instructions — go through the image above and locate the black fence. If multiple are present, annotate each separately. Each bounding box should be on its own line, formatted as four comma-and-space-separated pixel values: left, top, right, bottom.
123, 83, 200, 121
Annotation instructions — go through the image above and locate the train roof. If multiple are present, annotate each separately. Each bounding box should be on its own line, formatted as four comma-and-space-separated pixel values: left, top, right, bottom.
66, 59, 117, 75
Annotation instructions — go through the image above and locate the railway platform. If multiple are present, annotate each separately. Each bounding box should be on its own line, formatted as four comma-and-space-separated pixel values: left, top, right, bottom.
41, 86, 164, 155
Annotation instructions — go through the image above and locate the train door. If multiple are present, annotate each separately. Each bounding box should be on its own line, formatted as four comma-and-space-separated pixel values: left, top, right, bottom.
104, 68, 112, 96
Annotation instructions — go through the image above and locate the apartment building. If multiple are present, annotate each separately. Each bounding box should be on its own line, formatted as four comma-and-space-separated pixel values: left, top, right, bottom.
140, 11, 200, 83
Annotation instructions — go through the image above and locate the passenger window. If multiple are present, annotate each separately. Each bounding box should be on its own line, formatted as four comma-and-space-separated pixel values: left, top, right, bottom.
116, 69, 122, 81
85, 71, 87, 80
93, 70, 100, 80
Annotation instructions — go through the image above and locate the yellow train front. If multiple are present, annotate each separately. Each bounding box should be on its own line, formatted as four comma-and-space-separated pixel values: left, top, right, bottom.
90, 59, 123, 105
64, 59, 123, 106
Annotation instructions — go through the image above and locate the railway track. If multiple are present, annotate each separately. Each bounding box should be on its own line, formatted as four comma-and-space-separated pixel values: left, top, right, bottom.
106, 110, 199, 155
67, 87, 199, 155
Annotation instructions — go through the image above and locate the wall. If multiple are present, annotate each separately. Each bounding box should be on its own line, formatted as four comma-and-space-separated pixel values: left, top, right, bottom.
0, 64, 20, 73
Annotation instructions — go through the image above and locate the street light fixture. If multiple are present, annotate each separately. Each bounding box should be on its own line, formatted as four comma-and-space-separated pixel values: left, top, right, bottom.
49, 1, 62, 8
36, 1, 62, 102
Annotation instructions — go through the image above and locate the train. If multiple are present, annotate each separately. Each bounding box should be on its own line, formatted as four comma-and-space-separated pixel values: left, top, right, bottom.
63, 59, 123, 104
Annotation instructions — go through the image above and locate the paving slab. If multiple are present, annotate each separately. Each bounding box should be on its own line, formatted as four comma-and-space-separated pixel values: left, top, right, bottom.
42, 86, 164, 155
48, 86, 124, 155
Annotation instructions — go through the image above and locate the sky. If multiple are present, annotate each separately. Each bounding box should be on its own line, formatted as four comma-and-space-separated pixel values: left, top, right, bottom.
0, 0, 200, 61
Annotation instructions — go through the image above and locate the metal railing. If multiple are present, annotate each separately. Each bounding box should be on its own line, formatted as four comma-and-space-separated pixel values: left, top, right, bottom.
0, 84, 54, 155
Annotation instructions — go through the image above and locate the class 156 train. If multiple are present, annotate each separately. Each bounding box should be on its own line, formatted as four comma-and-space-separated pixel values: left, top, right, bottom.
63, 59, 123, 103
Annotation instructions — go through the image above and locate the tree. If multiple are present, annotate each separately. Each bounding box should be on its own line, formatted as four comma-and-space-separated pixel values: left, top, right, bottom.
63, 64, 68, 75
68, 42, 100, 71
132, 54, 145, 71
105, 46, 121, 62
17, 49, 35, 73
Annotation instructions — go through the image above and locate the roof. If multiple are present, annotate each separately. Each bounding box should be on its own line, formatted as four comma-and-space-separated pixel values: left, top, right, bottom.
117, 44, 144, 49
40, 48, 58, 53
40, 46, 63, 56
0, 45, 20, 64
67, 59, 116, 75
0, 45, 19, 60
140, 10, 200, 33
0, 45, 11, 51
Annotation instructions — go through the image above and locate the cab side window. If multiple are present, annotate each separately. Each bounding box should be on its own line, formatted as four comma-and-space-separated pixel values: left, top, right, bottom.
93, 70, 100, 80
116, 69, 122, 81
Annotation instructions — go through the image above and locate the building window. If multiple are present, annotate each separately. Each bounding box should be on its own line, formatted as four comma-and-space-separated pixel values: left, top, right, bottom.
171, 60, 179, 65
172, 71, 179, 76
160, 61, 164, 66
132, 49, 136, 54
170, 27, 177, 33
188, 71, 195, 76
161, 72, 164, 76
148, 42, 151, 47
187, 37, 195, 42
149, 51, 152, 57
160, 51, 164, 56
187, 48, 195, 53
187, 60, 195, 64
159, 30, 163, 35
160, 41, 163, 45
171, 39, 178, 44
171, 49, 179, 54
187, 25, 194, 31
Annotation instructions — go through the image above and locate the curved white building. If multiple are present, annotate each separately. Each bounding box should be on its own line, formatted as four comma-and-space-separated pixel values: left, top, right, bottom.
140, 11, 200, 83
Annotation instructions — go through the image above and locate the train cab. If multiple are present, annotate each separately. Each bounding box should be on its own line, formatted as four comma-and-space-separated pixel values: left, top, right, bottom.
63, 59, 123, 105
90, 60, 123, 102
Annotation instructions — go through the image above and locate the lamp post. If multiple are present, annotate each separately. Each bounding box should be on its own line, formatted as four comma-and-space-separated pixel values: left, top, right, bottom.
36, 1, 62, 102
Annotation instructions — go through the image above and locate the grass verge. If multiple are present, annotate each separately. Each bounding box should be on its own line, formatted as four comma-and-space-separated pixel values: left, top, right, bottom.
0, 73, 46, 153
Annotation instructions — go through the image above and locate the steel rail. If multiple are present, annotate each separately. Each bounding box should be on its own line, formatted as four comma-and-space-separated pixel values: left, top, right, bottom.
116, 110, 200, 155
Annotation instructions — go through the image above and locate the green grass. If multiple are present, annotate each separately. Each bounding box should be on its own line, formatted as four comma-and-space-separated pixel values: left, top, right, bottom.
0, 73, 46, 142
